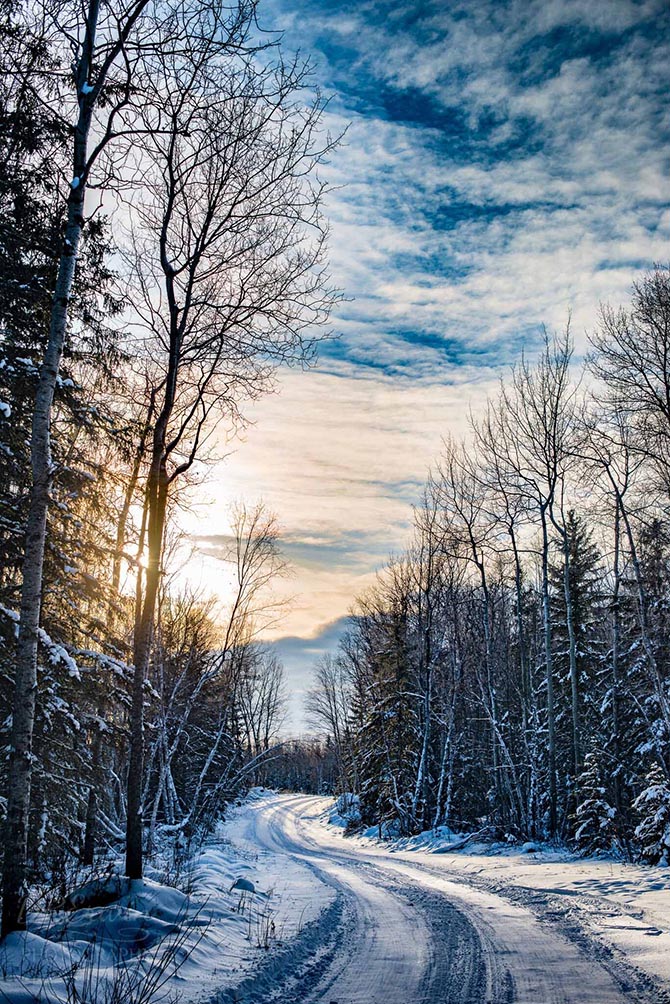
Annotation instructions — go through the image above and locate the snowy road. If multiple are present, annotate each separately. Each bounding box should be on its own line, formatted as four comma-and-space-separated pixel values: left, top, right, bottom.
226, 792, 662, 1004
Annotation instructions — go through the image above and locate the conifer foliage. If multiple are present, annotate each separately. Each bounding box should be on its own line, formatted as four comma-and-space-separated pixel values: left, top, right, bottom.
574, 752, 616, 856
0, 0, 335, 936
634, 766, 670, 865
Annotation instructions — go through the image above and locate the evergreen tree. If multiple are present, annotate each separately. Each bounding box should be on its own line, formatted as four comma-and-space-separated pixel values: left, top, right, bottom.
550, 511, 605, 727
637, 519, 670, 743
351, 590, 418, 835
0, 0, 132, 891
633, 765, 670, 865
574, 751, 616, 856
549, 510, 606, 819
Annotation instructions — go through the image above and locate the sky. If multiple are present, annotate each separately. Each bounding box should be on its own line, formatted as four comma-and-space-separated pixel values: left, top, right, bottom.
186, 0, 670, 732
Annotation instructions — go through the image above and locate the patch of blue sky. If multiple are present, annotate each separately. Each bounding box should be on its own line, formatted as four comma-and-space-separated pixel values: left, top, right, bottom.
274, 616, 350, 662
317, 340, 503, 383
508, 25, 630, 87
429, 199, 580, 231
316, 334, 436, 381
380, 91, 546, 165
274, 616, 353, 732
596, 257, 657, 274
380, 328, 489, 362
279, 528, 395, 573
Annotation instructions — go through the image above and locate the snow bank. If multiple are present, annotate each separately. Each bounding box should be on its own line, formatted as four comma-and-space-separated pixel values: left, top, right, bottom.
329, 792, 362, 829
0, 790, 333, 1004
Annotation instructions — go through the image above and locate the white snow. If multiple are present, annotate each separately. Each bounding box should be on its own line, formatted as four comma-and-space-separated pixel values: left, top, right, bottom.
0, 604, 20, 638
37, 628, 80, 679
316, 797, 670, 989
207, 793, 667, 1003
4, 791, 669, 1002
0, 400, 10, 418
329, 792, 362, 828
0, 789, 332, 1004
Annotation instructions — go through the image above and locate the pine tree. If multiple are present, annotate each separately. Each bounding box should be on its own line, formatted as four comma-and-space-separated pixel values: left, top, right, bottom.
349, 595, 418, 835
633, 765, 670, 865
549, 510, 606, 817
574, 751, 616, 856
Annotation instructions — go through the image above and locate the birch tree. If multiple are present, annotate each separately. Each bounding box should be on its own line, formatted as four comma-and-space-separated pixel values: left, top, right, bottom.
2, 0, 157, 938
498, 330, 579, 832
431, 440, 504, 814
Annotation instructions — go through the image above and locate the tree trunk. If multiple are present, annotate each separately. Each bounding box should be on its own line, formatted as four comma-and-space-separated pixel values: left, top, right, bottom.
610, 502, 626, 847
83, 411, 153, 865
540, 508, 558, 837
510, 527, 532, 834
1, 6, 99, 932
125, 456, 169, 879
561, 530, 581, 782
478, 559, 500, 815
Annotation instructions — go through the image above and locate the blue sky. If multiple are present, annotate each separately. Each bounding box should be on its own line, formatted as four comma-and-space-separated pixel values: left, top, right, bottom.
282, 0, 670, 374
191, 0, 670, 731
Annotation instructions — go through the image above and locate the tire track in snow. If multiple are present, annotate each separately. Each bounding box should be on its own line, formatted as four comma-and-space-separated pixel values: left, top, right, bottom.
235, 794, 661, 1004
219, 795, 505, 1003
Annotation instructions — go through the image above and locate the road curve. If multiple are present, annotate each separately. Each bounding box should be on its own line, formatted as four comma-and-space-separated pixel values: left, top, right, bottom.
229, 792, 652, 1004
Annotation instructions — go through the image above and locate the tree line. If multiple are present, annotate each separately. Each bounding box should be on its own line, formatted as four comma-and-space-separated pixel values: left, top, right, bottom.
309, 269, 670, 865
0, 0, 336, 936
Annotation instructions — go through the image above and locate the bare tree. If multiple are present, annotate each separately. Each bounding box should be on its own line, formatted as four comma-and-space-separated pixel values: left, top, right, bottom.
408, 492, 452, 828
590, 267, 670, 495
580, 402, 670, 775
235, 648, 286, 767
121, 19, 337, 878
474, 401, 541, 834
432, 438, 506, 814
142, 503, 288, 853
495, 329, 579, 832
306, 654, 354, 794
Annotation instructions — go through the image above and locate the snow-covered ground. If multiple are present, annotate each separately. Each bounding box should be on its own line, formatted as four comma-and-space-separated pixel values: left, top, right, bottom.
325, 799, 670, 992
235, 792, 670, 1003
0, 789, 333, 1004
2, 790, 670, 1003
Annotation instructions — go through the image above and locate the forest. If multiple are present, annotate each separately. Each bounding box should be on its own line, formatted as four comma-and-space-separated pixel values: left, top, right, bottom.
0, 0, 337, 941
309, 276, 670, 864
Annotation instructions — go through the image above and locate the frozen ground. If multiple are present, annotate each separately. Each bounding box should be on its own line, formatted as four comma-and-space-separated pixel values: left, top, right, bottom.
228, 792, 670, 1003
329, 802, 670, 994
0, 789, 333, 1004
2, 790, 669, 1002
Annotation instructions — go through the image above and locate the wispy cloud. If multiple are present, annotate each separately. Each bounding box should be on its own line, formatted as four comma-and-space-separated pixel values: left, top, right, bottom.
272, 617, 352, 734
295, 0, 670, 367
187, 0, 670, 727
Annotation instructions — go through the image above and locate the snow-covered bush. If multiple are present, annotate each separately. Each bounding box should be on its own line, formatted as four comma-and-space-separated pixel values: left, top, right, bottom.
330, 793, 362, 830
633, 765, 670, 865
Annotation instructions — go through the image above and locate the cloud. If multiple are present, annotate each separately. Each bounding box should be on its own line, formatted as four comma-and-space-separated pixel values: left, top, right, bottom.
293, 0, 670, 365
272, 617, 352, 734
185, 367, 497, 634
180, 0, 669, 728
